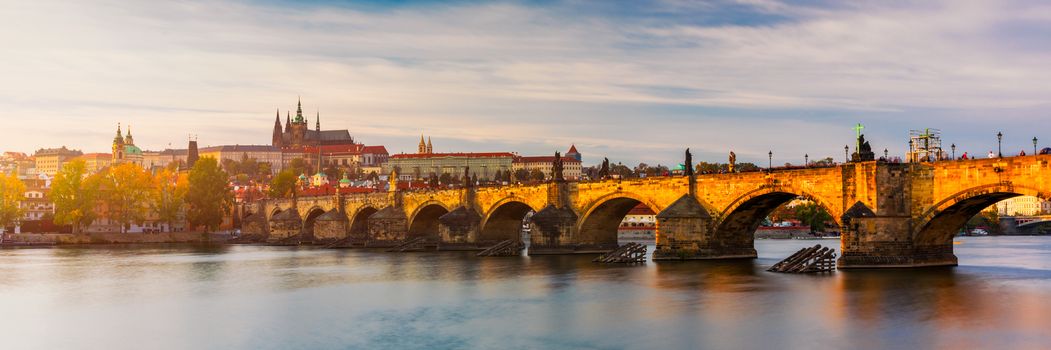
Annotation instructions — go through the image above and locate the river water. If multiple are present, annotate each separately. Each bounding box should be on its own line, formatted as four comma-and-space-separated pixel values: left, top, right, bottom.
1, 237, 1049, 350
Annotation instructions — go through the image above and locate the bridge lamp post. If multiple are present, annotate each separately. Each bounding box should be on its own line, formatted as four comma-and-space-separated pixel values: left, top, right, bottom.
883, 148, 888, 160
805, 154, 809, 168
951, 143, 956, 160
844, 145, 849, 163
1034, 137, 1038, 155
997, 131, 1003, 158
768, 151, 773, 171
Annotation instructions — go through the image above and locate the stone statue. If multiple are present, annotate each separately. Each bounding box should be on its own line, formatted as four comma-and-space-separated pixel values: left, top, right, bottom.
463, 166, 471, 187
388, 168, 398, 192
684, 148, 694, 177
729, 151, 737, 173
552, 151, 565, 182
852, 134, 876, 162
598, 158, 610, 179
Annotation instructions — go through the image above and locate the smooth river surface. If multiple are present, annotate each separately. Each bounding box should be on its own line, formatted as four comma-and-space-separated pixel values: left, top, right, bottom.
1, 237, 1050, 350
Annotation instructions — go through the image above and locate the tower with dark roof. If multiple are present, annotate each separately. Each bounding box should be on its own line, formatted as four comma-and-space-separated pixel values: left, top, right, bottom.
566, 144, 581, 162
272, 110, 283, 148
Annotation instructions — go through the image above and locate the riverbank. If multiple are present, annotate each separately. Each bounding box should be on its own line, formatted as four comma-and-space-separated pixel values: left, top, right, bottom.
0, 232, 229, 246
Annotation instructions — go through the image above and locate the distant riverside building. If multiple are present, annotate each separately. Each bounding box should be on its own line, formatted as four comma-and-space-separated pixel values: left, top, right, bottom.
512, 145, 583, 181
387, 136, 512, 181
619, 203, 655, 241
78, 153, 112, 173
34, 146, 83, 176
996, 196, 1051, 216
198, 145, 283, 173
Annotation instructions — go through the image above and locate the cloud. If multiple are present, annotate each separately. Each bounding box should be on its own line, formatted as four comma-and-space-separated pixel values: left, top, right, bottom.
0, 0, 1049, 164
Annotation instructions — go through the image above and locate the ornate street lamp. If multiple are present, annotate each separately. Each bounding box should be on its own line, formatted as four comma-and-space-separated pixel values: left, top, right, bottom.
997, 131, 1003, 158
844, 145, 849, 163
1034, 137, 1038, 155
805, 154, 809, 168
768, 151, 773, 170
883, 148, 888, 160
951, 143, 956, 160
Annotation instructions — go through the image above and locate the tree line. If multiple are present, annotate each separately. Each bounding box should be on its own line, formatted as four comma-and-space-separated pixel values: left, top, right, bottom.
27, 157, 233, 234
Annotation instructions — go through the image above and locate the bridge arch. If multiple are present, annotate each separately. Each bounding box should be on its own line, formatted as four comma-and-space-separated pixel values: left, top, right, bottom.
301, 206, 326, 241
349, 206, 379, 238
268, 207, 283, 222
576, 192, 663, 246
408, 201, 451, 238
915, 184, 1049, 245
480, 197, 537, 242
715, 186, 841, 243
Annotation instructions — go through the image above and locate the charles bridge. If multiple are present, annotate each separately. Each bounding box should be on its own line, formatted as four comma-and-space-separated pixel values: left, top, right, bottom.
242, 154, 1051, 269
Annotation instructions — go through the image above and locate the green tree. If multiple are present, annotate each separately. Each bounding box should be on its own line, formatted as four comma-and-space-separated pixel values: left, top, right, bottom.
269, 169, 299, 199
186, 157, 232, 232
513, 169, 530, 183
794, 202, 832, 233
99, 163, 154, 233
151, 169, 188, 232
288, 158, 307, 175
0, 172, 26, 230
528, 168, 545, 181
51, 160, 101, 234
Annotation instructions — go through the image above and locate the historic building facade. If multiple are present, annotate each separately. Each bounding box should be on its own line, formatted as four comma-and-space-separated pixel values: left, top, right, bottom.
34, 146, 83, 176
385, 136, 513, 181
512, 145, 583, 181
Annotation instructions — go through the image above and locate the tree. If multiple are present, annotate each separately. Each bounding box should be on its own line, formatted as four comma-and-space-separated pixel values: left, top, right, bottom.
51, 160, 101, 234
0, 172, 26, 230
99, 163, 154, 233
610, 163, 633, 178
528, 168, 545, 181
794, 202, 832, 233
513, 169, 530, 183
151, 169, 188, 232
186, 157, 232, 232
288, 158, 307, 175
269, 169, 298, 199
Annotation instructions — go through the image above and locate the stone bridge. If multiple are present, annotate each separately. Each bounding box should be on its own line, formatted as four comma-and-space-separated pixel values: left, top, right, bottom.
243, 155, 1051, 268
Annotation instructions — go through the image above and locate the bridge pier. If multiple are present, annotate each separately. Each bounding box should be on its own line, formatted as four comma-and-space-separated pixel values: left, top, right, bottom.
654, 195, 757, 260
437, 206, 484, 250
528, 205, 592, 254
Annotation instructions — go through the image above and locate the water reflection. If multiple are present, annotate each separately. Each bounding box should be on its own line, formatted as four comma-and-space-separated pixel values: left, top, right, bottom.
0, 238, 1049, 349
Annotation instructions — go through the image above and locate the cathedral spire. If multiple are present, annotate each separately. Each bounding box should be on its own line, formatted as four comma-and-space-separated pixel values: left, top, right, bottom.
125, 124, 134, 145
272, 109, 284, 147
285, 111, 291, 131
295, 96, 304, 122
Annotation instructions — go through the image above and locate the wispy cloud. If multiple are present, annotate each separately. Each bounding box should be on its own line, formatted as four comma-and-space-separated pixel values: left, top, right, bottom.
1, 0, 1049, 164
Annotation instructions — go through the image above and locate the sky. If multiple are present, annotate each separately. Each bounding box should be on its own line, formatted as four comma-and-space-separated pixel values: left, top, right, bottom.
2, 0, 1050, 166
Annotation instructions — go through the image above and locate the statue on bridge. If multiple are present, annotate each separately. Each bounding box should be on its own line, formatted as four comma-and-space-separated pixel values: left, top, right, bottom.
852, 134, 876, 162
464, 166, 472, 187
729, 151, 737, 173
552, 151, 565, 182
598, 158, 610, 180
684, 148, 694, 177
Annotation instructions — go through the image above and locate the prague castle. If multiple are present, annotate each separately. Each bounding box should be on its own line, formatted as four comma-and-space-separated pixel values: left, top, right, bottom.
272, 98, 356, 149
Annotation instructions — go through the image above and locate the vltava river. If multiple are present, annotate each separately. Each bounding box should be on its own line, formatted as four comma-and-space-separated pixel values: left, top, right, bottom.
1, 237, 1050, 349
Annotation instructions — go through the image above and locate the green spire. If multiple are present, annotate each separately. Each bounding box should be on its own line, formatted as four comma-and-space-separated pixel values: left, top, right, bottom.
294, 96, 304, 123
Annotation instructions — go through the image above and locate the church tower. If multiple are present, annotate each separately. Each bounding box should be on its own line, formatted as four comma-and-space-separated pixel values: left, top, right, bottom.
272, 109, 283, 147
289, 98, 308, 147
112, 123, 125, 162
418, 135, 427, 154
426, 137, 433, 154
